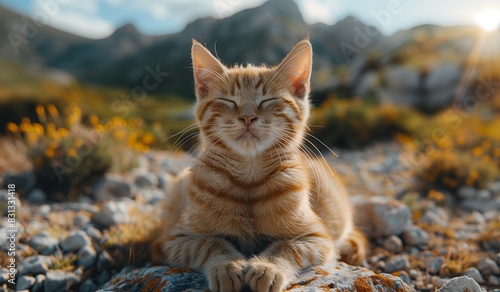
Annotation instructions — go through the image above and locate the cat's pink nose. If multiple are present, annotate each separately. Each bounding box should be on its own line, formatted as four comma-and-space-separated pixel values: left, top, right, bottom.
239, 114, 257, 126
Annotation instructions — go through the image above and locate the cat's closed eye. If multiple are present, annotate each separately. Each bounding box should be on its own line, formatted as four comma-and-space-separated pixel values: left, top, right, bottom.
258, 98, 279, 109
217, 98, 238, 108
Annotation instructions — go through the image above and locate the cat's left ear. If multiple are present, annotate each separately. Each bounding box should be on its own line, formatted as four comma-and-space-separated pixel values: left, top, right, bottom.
275, 39, 312, 99
192, 39, 227, 100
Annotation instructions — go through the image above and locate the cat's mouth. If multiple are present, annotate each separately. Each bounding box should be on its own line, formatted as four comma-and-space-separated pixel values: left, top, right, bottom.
238, 130, 258, 140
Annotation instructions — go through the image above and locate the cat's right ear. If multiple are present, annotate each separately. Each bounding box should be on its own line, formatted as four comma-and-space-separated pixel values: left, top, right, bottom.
192, 39, 226, 100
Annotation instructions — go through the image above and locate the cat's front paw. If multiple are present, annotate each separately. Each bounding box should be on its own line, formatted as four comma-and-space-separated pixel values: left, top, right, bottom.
207, 260, 246, 292
244, 260, 288, 292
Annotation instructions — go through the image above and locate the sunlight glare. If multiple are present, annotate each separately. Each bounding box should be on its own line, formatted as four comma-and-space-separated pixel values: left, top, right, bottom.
475, 8, 500, 31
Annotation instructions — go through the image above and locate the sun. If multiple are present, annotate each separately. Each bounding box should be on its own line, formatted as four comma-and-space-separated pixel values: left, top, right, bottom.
475, 8, 500, 31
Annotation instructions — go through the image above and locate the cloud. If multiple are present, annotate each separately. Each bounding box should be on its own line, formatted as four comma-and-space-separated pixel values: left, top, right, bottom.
296, 0, 339, 25
46, 11, 115, 39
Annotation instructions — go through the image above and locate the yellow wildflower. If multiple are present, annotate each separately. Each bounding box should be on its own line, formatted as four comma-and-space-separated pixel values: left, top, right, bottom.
6, 122, 19, 133
45, 148, 55, 158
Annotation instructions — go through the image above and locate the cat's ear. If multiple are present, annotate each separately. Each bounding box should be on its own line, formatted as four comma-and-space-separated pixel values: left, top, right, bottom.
275, 39, 312, 99
192, 39, 227, 100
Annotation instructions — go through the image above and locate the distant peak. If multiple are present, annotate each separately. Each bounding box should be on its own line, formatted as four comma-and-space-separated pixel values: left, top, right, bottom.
113, 23, 140, 36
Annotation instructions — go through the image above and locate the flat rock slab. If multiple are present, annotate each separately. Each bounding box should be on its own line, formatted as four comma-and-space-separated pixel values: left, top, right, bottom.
98, 262, 412, 292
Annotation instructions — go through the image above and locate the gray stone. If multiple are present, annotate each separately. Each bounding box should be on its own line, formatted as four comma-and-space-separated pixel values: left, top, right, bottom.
29, 232, 59, 255
424, 255, 444, 275
464, 267, 485, 284
79, 279, 98, 292
18, 255, 52, 275
37, 204, 51, 218
16, 275, 35, 290
402, 225, 429, 246
50, 202, 98, 214
92, 174, 134, 201
457, 186, 477, 200
98, 262, 412, 292
409, 269, 419, 280
477, 257, 500, 276
32, 274, 46, 292
395, 270, 411, 285
83, 226, 102, 242
352, 196, 411, 238
0, 268, 8, 284
420, 207, 449, 227
74, 213, 91, 227
383, 235, 403, 253
431, 276, 448, 288
462, 197, 500, 213
2, 172, 36, 195
60, 230, 91, 252
489, 181, 500, 197
466, 211, 486, 225
97, 270, 111, 286
0, 189, 22, 217
477, 189, 492, 200
77, 245, 97, 269
45, 270, 79, 292
157, 172, 173, 189
92, 200, 135, 227
489, 275, 500, 286
135, 173, 158, 188
97, 251, 115, 272
496, 253, 500, 266
26, 188, 47, 203
384, 255, 410, 273
437, 275, 482, 292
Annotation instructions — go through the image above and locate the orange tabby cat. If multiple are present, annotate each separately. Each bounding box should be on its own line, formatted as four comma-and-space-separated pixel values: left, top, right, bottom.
154, 39, 367, 292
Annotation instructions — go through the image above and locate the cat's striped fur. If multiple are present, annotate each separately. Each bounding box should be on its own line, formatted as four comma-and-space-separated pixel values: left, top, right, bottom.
154, 39, 367, 292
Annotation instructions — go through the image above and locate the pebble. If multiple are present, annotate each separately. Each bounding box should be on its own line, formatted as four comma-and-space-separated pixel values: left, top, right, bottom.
464, 267, 485, 284
91, 174, 134, 201
424, 255, 444, 275
135, 173, 159, 188
32, 274, 46, 292
466, 211, 486, 225
29, 232, 59, 255
462, 197, 500, 213
488, 181, 500, 197
384, 255, 409, 273
477, 189, 492, 200
496, 253, 500, 266
45, 270, 79, 291
61, 230, 91, 253
37, 204, 51, 218
383, 235, 403, 253
79, 279, 98, 292
489, 275, 500, 286
0, 189, 22, 216
83, 226, 102, 242
74, 213, 91, 227
92, 200, 135, 227
437, 275, 482, 292
457, 186, 476, 200
352, 196, 411, 238
431, 276, 448, 288
420, 207, 449, 227
97, 251, 115, 272
402, 225, 429, 246
18, 255, 52, 275
395, 270, 411, 285
477, 257, 500, 276
26, 188, 47, 203
409, 269, 419, 280
16, 275, 36, 290
77, 245, 97, 269
157, 172, 173, 189
0, 268, 8, 284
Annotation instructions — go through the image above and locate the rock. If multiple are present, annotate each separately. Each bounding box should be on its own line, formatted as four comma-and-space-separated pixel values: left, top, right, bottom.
477, 189, 492, 200
37, 204, 51, 218
395, 270, 411, 285
488, 275, 500, 286
18, 255, 52, 275
32, 274, 46, 292
157, 172, 173, 189
457, 186, 476, 200
424, 256, 444, 275
488, 181, 500, 197
420, 207, 449, 227
50, 202, 99, 214
352, 196, 411, 238
79, 279, 98, 292
462, 197, 500, 213
402, 225, 429, 246
464, 267, 485, 284
26, 188, 47, 203
77, 245, 97, 269
16, 275, 36, 290
74, 214, 91, 227
98, 262, 412, 292
91, 175, 134, 201
83, 226, 102, 242
134, 173, 158, 188
383, 235, 403, 253
0, 268, 8, 283
138, 189, 165, 205
45, 270, 79, 292
97, 251, 115, 272
2, 171, 36, 195
466, 211, 486, 225
0, 189, 22, 217
29, 232, 59, 255
384, 255, 410, 273
496, 253, 500, 266
92, 200, 136, 227
61, 231, 91, 252
409, 269, 419, 280
477, 257, 500, 276
437, 275, 482, 292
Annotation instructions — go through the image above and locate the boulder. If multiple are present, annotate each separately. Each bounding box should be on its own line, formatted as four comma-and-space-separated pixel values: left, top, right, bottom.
98, 262, 412, 291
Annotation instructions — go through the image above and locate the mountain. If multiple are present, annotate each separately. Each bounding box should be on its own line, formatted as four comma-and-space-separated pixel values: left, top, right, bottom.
0, 0, 384, 100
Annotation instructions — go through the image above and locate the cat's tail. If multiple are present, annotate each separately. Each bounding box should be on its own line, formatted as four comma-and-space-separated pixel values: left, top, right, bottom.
338, 227, 368, 265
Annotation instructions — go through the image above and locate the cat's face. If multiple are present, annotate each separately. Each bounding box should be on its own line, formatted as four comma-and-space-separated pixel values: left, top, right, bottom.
192, 40, 312, 157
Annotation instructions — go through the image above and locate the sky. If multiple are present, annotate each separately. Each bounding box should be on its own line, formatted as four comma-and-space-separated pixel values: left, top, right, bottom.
0, 0, 499, 39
